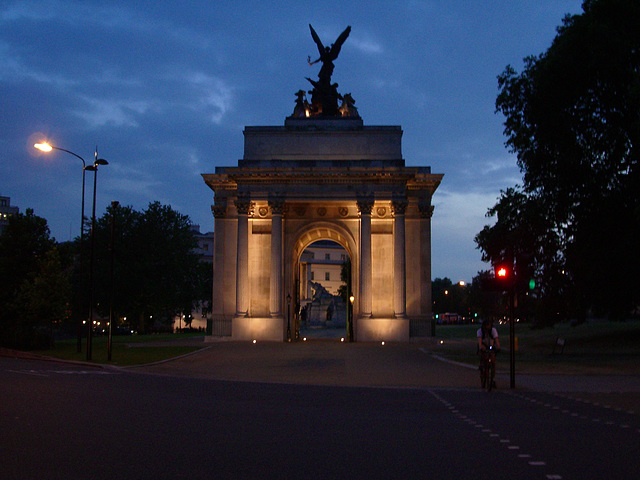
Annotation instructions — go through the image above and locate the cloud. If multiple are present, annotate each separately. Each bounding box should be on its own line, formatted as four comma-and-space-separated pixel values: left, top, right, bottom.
72, 96, 153, 128
350, 37, 383, 55
186, 72, 234, 124
433, 188, 497, 233
431, 188, 498, 280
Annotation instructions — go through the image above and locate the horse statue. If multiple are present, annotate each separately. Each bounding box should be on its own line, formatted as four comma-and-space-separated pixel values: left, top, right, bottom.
339, 93, 359, 118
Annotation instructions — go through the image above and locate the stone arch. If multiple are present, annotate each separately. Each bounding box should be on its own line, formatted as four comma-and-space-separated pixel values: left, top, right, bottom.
286, 220, 358, 340
291, 221, 356, 261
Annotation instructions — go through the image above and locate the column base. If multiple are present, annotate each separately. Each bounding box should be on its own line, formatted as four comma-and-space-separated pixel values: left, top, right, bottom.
232, 316, 285, 341
356, 317, 409, 342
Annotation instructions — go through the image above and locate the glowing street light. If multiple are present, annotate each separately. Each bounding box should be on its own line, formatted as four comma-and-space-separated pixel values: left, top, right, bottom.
35, 141, 110, 360
34, 141, 89, 353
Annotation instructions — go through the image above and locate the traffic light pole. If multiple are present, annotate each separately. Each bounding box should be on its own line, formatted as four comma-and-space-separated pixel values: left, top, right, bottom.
509, 287, 515, 389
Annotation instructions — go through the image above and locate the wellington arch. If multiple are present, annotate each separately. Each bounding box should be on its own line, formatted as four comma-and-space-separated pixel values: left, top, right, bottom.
202, 25, 442, 342
202, 114, 443, 342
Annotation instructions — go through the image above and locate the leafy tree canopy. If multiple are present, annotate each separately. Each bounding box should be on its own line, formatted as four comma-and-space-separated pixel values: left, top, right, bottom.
91, 201, 202, 332
0, 209, 67, 347
488, 0, 640, 320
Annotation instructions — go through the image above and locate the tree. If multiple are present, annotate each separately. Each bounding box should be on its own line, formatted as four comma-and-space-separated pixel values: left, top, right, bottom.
16, 248, 72, 347
432, 278, 470, 320
0, 209, 65, 348
493, 0, 640, 319
90, 202, 201, 333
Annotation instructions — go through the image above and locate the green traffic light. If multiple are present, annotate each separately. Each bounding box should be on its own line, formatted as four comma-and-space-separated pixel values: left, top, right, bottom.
529, 279, 536, 290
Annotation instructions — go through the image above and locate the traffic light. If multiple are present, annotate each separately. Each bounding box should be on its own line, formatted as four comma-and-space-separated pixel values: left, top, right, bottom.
494, 264, 515, 289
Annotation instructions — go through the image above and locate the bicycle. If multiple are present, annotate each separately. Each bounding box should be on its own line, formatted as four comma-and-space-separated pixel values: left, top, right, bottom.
479, 345, 497, 391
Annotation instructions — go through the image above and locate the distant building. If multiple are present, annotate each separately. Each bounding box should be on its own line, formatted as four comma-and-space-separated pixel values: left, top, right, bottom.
0, 196, 19, 234
300, 240, 347, 297
191, 224, 214, 263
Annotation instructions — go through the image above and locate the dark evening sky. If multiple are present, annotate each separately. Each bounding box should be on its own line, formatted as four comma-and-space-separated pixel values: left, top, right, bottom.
1, 0, 583, 282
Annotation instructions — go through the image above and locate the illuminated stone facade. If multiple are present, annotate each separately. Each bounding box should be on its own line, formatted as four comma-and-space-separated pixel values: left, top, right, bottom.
202, 117, 442, 341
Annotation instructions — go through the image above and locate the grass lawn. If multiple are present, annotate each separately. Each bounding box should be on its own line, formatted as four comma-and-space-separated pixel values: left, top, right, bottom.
429, 319, 640, 375
35, 333, 206, 367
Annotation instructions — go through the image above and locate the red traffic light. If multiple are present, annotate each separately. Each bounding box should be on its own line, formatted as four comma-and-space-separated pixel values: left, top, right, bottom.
496, 266, 511, 279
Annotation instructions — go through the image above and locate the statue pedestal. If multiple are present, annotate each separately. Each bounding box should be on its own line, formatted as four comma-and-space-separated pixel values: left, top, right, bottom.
285, 117, 363, 130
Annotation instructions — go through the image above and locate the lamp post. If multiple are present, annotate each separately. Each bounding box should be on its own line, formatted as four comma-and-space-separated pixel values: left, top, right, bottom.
349, 295, 355, 342
34, 142, 89, 353
286, 293, 292, 342
107, 201, 118, 361
84, 149, 109, 361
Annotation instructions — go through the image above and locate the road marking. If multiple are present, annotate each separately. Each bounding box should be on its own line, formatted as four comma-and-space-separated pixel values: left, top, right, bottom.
7, 369, 115, 376
7, 369, 49, 377
428, 390, 557, 478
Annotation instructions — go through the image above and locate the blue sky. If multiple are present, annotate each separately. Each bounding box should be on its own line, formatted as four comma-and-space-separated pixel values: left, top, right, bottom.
0, 0, 584, 282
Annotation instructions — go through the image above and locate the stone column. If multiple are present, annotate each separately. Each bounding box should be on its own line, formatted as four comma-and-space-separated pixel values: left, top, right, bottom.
392, 198, 408, 318
210, 198, 227, 321
268, 200, 284, 317
419, 199, 435, 317
234, 195, 252, 317
357, 198, 374, 318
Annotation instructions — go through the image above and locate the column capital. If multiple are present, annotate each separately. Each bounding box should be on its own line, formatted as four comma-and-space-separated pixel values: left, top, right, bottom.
211, 205, 226, 218
418, 200, 434, 218
235, 195, 254, 216
211, 197, 228, 218
268, 199, 285, 215
357, 199, 374, 215
391, 198, 408, 216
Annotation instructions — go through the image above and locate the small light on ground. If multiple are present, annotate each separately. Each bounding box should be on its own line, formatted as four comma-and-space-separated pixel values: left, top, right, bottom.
252, 339, 257, 344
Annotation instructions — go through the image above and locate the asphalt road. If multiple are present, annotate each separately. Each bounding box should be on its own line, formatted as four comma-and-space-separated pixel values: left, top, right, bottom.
2, 356, 639, 479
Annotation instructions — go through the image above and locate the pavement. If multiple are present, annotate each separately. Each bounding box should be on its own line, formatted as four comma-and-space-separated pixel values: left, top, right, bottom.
4, 336, 640, 411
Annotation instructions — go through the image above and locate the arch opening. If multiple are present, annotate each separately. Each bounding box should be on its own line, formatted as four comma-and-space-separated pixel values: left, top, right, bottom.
297, 239, 351, 340
288, 222, 357, 342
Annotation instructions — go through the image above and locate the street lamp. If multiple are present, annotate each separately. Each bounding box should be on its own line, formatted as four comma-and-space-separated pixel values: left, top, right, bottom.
34, 142, 88, 353
84, 149, 109, 361
349, 294, 355, 342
